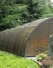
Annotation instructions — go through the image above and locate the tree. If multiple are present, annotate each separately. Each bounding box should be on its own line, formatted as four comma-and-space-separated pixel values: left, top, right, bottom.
38, 0, 52, 18
27, 0, 42, 21
0, 0, 17, 31
0, 0, 52, 31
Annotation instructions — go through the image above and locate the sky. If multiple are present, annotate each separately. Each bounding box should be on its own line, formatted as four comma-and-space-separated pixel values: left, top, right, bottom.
51, 0, 53, 2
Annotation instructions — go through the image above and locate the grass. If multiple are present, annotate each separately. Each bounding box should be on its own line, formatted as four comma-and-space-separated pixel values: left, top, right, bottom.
0, 51, 40, 68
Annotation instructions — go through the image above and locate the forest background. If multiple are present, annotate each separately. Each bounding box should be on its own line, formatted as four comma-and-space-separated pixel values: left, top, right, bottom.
0, 0, 53, 31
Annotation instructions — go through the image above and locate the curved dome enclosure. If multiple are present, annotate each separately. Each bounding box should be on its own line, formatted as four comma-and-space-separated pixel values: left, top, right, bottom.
0, 18, 53, 57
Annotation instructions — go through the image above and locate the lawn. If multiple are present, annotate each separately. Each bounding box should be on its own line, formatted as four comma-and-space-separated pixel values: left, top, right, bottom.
0, 51, 40, 68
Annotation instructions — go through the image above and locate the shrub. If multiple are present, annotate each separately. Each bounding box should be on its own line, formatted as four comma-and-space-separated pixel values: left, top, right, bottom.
36, 53, 47, 62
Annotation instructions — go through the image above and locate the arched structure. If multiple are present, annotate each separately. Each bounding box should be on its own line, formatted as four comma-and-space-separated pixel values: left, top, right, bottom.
0, 17, 53, 57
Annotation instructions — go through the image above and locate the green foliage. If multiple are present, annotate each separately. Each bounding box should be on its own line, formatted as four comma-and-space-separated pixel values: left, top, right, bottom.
2, 14, 20, 27
2, 4, 27, 15
3, 0, 16, 5
16, 0, 25, 4
27, 0, 42, 21
0, 0, 53, 31
19, 0, 42, 24
0, 51, 40, 68
40, 13, 53, 18
0, 4, 27, 31
38, 0, 53, 18
36, 53, 47, 62
42, 5, 52, 14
